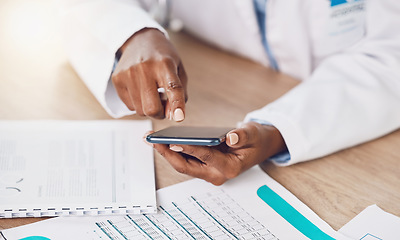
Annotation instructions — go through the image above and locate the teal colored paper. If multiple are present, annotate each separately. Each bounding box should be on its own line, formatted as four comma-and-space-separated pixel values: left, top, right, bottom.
19, 237, 51, 240
257, 185, 336, 240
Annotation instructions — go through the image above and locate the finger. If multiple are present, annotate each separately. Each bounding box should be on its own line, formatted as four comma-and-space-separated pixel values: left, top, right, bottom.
163, 62, 188, 121
169, 144, 234, 173
154, 143, 227, 185
154, 143, 201, 175
125, 69, 144, 116
164, 98, 175, 121
157, 88, 171, 120
111, 74, 136, 111
127, 87, 144, 116
177, 62, 189, 103
116, 86, 136, 111
159, 60, 186, 122
164, 99, 172, 120
140, 77, 164, 119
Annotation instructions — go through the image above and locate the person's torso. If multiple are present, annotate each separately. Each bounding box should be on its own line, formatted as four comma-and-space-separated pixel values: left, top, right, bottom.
170, 0, 367, 81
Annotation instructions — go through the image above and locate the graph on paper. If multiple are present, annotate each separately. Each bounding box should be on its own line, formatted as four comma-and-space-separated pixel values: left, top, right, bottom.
2, 167, 343, 240
93, 189, 278, 240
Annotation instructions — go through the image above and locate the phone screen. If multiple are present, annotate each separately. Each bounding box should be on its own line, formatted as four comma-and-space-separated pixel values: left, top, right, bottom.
146, 126, 234, 146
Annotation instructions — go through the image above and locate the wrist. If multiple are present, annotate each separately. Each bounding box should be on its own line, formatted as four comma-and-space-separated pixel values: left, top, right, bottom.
259, 124, 287, 159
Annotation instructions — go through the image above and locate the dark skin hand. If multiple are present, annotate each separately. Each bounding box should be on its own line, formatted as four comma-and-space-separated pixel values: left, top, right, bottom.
146, 122, 287, 186
116, 29, 288, 185
112, 28, 188, 121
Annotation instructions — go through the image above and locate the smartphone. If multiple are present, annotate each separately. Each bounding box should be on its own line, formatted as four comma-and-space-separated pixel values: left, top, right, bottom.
146, 126, 234, 146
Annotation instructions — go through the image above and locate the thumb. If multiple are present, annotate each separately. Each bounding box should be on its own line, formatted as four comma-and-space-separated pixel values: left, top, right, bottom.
225, 128, 249, 149
226, 122, 263, 148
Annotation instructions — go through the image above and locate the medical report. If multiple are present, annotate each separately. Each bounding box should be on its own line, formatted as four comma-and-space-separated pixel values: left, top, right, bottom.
0, 120, 156, 218
1, 166, 351, 239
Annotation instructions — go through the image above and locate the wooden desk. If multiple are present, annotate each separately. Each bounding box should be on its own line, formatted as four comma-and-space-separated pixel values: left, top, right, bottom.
1, 0, 399, 233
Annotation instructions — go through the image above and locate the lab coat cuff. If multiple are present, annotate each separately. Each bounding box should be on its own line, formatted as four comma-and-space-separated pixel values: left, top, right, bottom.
102, 8, 167, 117
61, 2, 168, 119
101, 11, 168, 118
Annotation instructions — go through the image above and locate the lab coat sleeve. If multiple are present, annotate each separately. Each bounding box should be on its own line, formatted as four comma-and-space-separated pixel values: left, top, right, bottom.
244, 0, 400, 165
58, 0, 168, 118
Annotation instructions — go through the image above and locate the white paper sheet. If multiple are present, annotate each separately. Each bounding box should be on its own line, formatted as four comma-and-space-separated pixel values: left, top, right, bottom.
339, 204, 400, 240
0, 120, 156, 218
1, 166, 350, 239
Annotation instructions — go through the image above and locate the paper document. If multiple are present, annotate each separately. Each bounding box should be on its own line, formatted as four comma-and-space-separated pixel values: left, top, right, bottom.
0, 120, 156, 218
1, 166, 350, 239
339, 204, 400, 240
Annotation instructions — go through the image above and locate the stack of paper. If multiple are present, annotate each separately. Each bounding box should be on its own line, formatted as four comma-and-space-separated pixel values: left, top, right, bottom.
1, 166, 350, 239
0, 120, 156, 218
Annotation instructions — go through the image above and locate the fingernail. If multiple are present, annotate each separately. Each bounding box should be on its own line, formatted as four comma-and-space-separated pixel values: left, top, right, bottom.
173, 108, 185, 122
228, 133, 239, 145
169, 145, 183, 152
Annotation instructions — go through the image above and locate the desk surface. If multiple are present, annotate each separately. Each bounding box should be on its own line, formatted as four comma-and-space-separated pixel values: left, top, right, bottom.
1, 0, 400, 233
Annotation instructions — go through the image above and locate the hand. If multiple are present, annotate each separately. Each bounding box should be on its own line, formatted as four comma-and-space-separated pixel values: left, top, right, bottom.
112, 28, 188, 121
149, 122, 287, 185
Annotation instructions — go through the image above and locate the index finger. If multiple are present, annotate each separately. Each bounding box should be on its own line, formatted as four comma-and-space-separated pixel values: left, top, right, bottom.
170, 144, 240, 179
159, 60, 186, 122
153, 143, 227, 185
140, 76, 164, 119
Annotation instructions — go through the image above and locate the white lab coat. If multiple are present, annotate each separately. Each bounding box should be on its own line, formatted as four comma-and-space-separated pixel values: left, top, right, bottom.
59, 0, 400, 165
